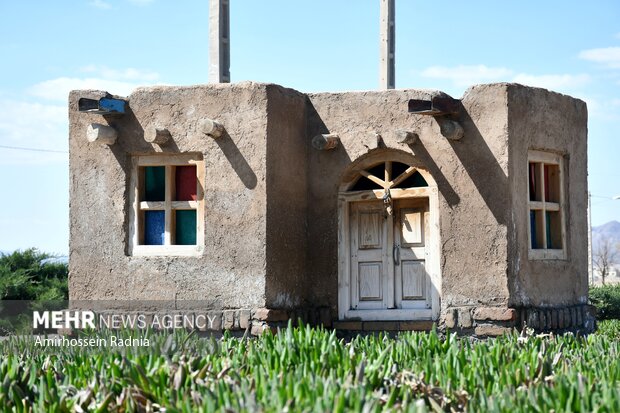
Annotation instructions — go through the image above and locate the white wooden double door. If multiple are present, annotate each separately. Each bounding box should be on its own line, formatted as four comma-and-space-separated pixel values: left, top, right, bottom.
349, 198, 431, 313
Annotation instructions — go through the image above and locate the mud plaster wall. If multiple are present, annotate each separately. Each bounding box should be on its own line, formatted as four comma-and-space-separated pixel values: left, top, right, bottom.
69, 83, 270, 308
264, 85, 309, 308
507, 84, 588, 307
305, 84, 513, 313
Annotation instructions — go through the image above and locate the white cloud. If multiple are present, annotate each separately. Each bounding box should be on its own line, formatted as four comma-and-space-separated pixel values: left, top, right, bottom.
0, 99, 68, 165
89, 0, 112, 9
419, 64, 591, 96
615, 32, 620, 39
28, 66, 161, 101
420, 64, 513, 86
578, 47, 620, 68
28, 77, 145, 102
0, 65, 161, 164
511, 73, 591, 90
79, 65, 159, 82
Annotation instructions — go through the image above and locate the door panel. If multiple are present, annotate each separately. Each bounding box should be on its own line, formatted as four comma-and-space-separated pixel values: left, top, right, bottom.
400, 210, 423, 246
359, 211, 382, 249
350, 202, 389, 310
394, 199, 431, 309
358, 262, 383, 301
401, 261, 425, 299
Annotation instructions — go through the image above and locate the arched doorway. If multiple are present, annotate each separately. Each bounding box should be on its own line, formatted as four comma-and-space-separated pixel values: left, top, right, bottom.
338, 152, 440, 321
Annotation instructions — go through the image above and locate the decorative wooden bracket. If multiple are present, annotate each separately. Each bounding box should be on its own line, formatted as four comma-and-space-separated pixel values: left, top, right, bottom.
87, 123, 117, 145
79, 97, 127, 115
312, 133, 340, 151
199, 118, 225, 139
145, 127, 171, 145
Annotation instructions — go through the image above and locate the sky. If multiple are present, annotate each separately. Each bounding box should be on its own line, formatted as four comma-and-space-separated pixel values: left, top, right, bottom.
0, 0, 619, 255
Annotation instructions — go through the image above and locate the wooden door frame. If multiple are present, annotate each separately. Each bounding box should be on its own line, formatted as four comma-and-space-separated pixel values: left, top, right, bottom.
337, 157, 441, 321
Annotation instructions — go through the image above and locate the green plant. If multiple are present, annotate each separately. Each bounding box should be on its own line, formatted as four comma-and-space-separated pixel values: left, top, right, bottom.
0, 322, 619, 412
589, 283, 620, 320
0, 248, 68, 301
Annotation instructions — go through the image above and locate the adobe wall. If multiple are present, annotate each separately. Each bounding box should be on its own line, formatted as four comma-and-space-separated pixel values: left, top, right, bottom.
264, 85, 309, 308
506, 84, 589, 307
305, 84, 514, 315
69, 82, 271, 309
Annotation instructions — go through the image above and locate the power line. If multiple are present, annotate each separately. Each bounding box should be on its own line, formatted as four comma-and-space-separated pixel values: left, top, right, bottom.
0, 144, 68, 154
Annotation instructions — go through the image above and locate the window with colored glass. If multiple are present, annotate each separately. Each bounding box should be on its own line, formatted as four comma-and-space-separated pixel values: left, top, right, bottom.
130, 154, 204, 256
527, 151, 565, 260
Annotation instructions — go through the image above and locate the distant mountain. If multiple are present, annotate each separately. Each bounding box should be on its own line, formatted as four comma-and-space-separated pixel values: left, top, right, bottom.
592, 220, 620, 249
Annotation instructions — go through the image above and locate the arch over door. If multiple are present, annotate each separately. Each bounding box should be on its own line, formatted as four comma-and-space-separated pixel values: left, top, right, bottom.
338, 155, 441, 321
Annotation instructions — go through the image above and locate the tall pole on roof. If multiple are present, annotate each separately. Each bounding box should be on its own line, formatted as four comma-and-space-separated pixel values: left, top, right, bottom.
380, 0, 395, 89
209, 0, 230, 83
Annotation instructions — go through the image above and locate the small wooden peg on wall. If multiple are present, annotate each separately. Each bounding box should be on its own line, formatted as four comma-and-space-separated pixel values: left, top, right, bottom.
312, 133, 340, 151
145, 127, 171, 145
438, 119, 464, 141
396, 130, 418, 145
199, 118, 225, 139
86, 123, 117, 145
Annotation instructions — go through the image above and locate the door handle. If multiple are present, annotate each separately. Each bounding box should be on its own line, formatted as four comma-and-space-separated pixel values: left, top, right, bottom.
393, 244, 400, 265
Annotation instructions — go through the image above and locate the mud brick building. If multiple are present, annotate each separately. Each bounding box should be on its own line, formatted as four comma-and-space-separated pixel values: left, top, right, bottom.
68, 81, 593, 335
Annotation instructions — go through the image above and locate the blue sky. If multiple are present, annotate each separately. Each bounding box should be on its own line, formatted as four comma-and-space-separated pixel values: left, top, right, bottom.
0, 0, 619, 255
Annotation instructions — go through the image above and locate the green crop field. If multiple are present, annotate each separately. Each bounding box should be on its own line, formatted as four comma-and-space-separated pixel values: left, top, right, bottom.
1, 321, 619, 412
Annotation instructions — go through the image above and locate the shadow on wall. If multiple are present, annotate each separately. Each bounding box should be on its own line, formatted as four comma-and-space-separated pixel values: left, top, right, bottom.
406, 141, 460, 207
305, 99, 353, 308
107, 108, 146, 257
446, 103, 510, 226
215, 131, 257, 190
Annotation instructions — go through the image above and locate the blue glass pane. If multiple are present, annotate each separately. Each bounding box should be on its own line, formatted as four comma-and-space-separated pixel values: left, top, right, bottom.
144, 211, 165, 245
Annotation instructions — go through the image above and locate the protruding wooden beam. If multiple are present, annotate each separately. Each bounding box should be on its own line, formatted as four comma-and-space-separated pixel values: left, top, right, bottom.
145, 127, 171, 145
396, 130, 418, 145
438, 119, 464, 141
312, 133, 340, 151
86, 123, 117, 145
199, 118, 225, 138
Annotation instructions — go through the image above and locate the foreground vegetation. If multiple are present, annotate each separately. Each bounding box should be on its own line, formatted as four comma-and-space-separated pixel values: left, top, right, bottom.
0, 321, 619, 412
0, 249, 68, 302
1, 252, 619, 411
590, 283, 620, 320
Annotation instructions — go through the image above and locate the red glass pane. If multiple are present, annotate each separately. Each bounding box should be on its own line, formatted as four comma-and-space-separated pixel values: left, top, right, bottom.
175, 166, 197, 201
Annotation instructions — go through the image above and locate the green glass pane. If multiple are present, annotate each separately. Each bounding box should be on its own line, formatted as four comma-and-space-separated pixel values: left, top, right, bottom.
144, 166, 165, 201
175, 210, 196, 245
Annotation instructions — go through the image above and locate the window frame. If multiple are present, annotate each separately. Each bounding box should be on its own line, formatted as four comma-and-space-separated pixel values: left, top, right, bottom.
527, 150, 566, 260
129, 153, 205, 257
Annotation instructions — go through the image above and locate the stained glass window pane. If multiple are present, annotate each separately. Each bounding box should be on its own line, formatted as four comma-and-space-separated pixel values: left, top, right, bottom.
144, 210, 165, 245
175, 210, 197, 245
144, 166, 165, 201
175, 165, 197, 201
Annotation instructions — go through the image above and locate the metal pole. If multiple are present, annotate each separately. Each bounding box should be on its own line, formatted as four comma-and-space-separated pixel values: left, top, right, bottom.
209, 0, 230, 83
380, 0, 395, 89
